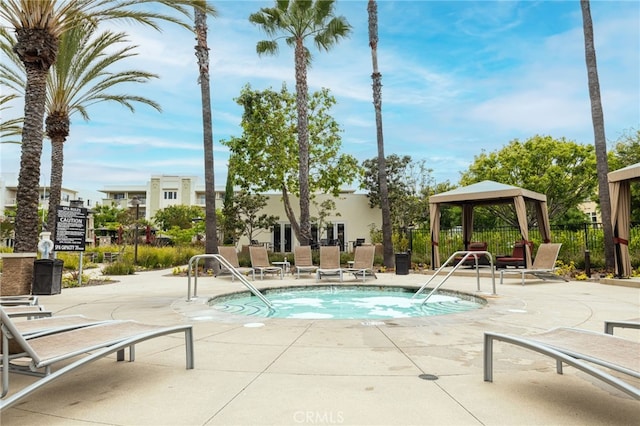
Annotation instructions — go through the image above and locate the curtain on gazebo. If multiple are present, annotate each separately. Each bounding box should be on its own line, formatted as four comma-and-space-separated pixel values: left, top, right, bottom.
608, 163, 640, 277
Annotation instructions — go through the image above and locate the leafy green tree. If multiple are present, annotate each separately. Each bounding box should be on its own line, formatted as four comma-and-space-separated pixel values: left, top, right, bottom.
310, 199, 340, 241
222, 85, 360, 242
92, 204, 129, 229
609, 129, 640, 222
361, 155, 437, 229
222, 166, 238, 245
231, 190, 279, 244
193, 1, 219, 258
153, 205, 205, 232
460, 135, 597, 226
367, 0, 393, 268
1, 24, 161, 237
249, 0, 352, 246
609, 129, 640, 169
0, 0, 214, 253
581, 0, 615, 270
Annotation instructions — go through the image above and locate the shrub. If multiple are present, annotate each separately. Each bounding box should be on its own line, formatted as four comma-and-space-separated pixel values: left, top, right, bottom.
102, 261, 136, 275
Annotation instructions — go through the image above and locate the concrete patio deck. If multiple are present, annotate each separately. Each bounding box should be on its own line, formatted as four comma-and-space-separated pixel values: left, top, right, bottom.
2, 268, 638, 425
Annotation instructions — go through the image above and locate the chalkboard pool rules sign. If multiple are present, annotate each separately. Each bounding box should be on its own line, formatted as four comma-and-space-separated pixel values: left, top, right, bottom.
54, 205, 88, 252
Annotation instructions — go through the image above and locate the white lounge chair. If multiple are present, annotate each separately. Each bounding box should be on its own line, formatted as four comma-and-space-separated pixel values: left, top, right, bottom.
346, 245, 377, 282
484, 325, 640, 399
293, 246, 318, 278
249, 246, 283, 280
499, 243, 567, 285
316, 246, 343, 282
0, 306, 194, 411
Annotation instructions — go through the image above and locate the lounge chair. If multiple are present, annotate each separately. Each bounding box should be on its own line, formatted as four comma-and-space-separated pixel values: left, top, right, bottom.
346, 245, 377, 282
495, 240, 534, 269
484, 325, 640, 399
1, 314, 111, 356
316, 246, 343, 282
499, 243, 566, 285
0, 306, 194, 411
453, 242, 489, 267
216, 246, 253, 281
0, 296, 39, 307
249, 246, 283, 280
604, 319, 640, 335
293, 246, 318, 278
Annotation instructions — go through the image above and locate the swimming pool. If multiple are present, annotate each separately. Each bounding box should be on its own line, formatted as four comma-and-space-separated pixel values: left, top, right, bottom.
209, 285, 484, 319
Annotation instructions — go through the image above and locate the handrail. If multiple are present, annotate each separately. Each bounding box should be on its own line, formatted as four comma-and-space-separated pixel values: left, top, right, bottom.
186, 254, 273, 309
412, 251, 496, 304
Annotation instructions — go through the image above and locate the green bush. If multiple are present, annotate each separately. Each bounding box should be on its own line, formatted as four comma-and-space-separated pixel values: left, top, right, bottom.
102, 261, 136, 275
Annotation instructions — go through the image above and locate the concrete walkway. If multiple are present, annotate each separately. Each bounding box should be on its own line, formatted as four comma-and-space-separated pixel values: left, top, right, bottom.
2, 268, 639, 425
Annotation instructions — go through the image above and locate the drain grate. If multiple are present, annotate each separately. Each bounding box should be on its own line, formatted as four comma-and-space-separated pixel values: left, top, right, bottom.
418, 374, 439, 381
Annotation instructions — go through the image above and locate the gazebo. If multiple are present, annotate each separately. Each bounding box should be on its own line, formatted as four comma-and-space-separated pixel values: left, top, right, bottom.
429, 180, 552, 268
608, 162, 640, 277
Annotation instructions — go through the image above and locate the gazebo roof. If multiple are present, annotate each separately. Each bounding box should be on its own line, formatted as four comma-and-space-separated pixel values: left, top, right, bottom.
608, 162, 640, 183
429, 180, 547, 205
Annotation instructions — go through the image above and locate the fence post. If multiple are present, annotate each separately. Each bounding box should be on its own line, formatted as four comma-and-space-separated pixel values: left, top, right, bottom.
583, 222, 591, 278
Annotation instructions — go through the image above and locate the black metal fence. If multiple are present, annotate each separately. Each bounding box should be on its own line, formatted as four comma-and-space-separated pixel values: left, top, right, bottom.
407, 223, 640, 270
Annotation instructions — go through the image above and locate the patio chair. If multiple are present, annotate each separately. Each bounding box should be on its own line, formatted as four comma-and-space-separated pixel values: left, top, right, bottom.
0, 296, 39, 307
346, 245, 377, 282
484, 325, 640, 399
0, 306, 194, 411
495, 240, 534, 269
499, 243, 567, 285
453, 241, 489, 267
293, 246, 318, 278
1, 314, 109, 356
216, 246, 253, 281
316, 246, 343, 282
604, 319, 640, 335
249, 246, 283, 280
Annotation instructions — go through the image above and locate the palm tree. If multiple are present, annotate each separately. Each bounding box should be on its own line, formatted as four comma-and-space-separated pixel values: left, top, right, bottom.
367, 0, 393, 269
249, 0, 351, 246
2, 24, 162, 239
193, 2, 219, 259
580, 0, 615, 271
0, 0, 213, 253
47, 24, 163, 236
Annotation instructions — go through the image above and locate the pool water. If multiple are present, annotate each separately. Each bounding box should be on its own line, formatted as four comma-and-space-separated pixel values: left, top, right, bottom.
209, 286, 483, 319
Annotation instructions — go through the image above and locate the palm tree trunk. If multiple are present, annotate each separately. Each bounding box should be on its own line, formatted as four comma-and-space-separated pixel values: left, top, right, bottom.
14, 65, 48, 253
45, 111, 70, 239
580, 0, 615, 271
368, 0, 394, 268
295, 39, 312, 246
194, 7, 219, 258
46, 139, 64, 237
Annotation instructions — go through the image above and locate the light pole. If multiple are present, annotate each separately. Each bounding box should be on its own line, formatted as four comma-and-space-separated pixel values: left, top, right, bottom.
131, 196, 140, 265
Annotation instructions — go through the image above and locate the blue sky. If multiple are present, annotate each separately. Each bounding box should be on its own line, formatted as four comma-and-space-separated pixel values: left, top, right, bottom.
1, 0, 639, 206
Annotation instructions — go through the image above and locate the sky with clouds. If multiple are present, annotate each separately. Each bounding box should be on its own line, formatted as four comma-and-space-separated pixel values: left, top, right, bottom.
1, 0, 638, 206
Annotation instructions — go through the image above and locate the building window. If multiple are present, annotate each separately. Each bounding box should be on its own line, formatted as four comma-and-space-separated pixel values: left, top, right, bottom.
164, 191, 177, 200
113, 193, 125, 200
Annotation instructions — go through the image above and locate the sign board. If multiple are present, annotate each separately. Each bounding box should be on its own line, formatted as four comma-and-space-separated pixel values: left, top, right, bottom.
54, 206, 88, 251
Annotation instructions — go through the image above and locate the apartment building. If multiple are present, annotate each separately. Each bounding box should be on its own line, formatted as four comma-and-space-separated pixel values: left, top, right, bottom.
0, 174, 93, 247
100, 175, 382, 252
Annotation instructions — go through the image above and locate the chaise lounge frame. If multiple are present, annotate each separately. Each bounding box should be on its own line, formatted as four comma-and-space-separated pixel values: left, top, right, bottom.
1, 307, 194, 411
484, 326, 640, 400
